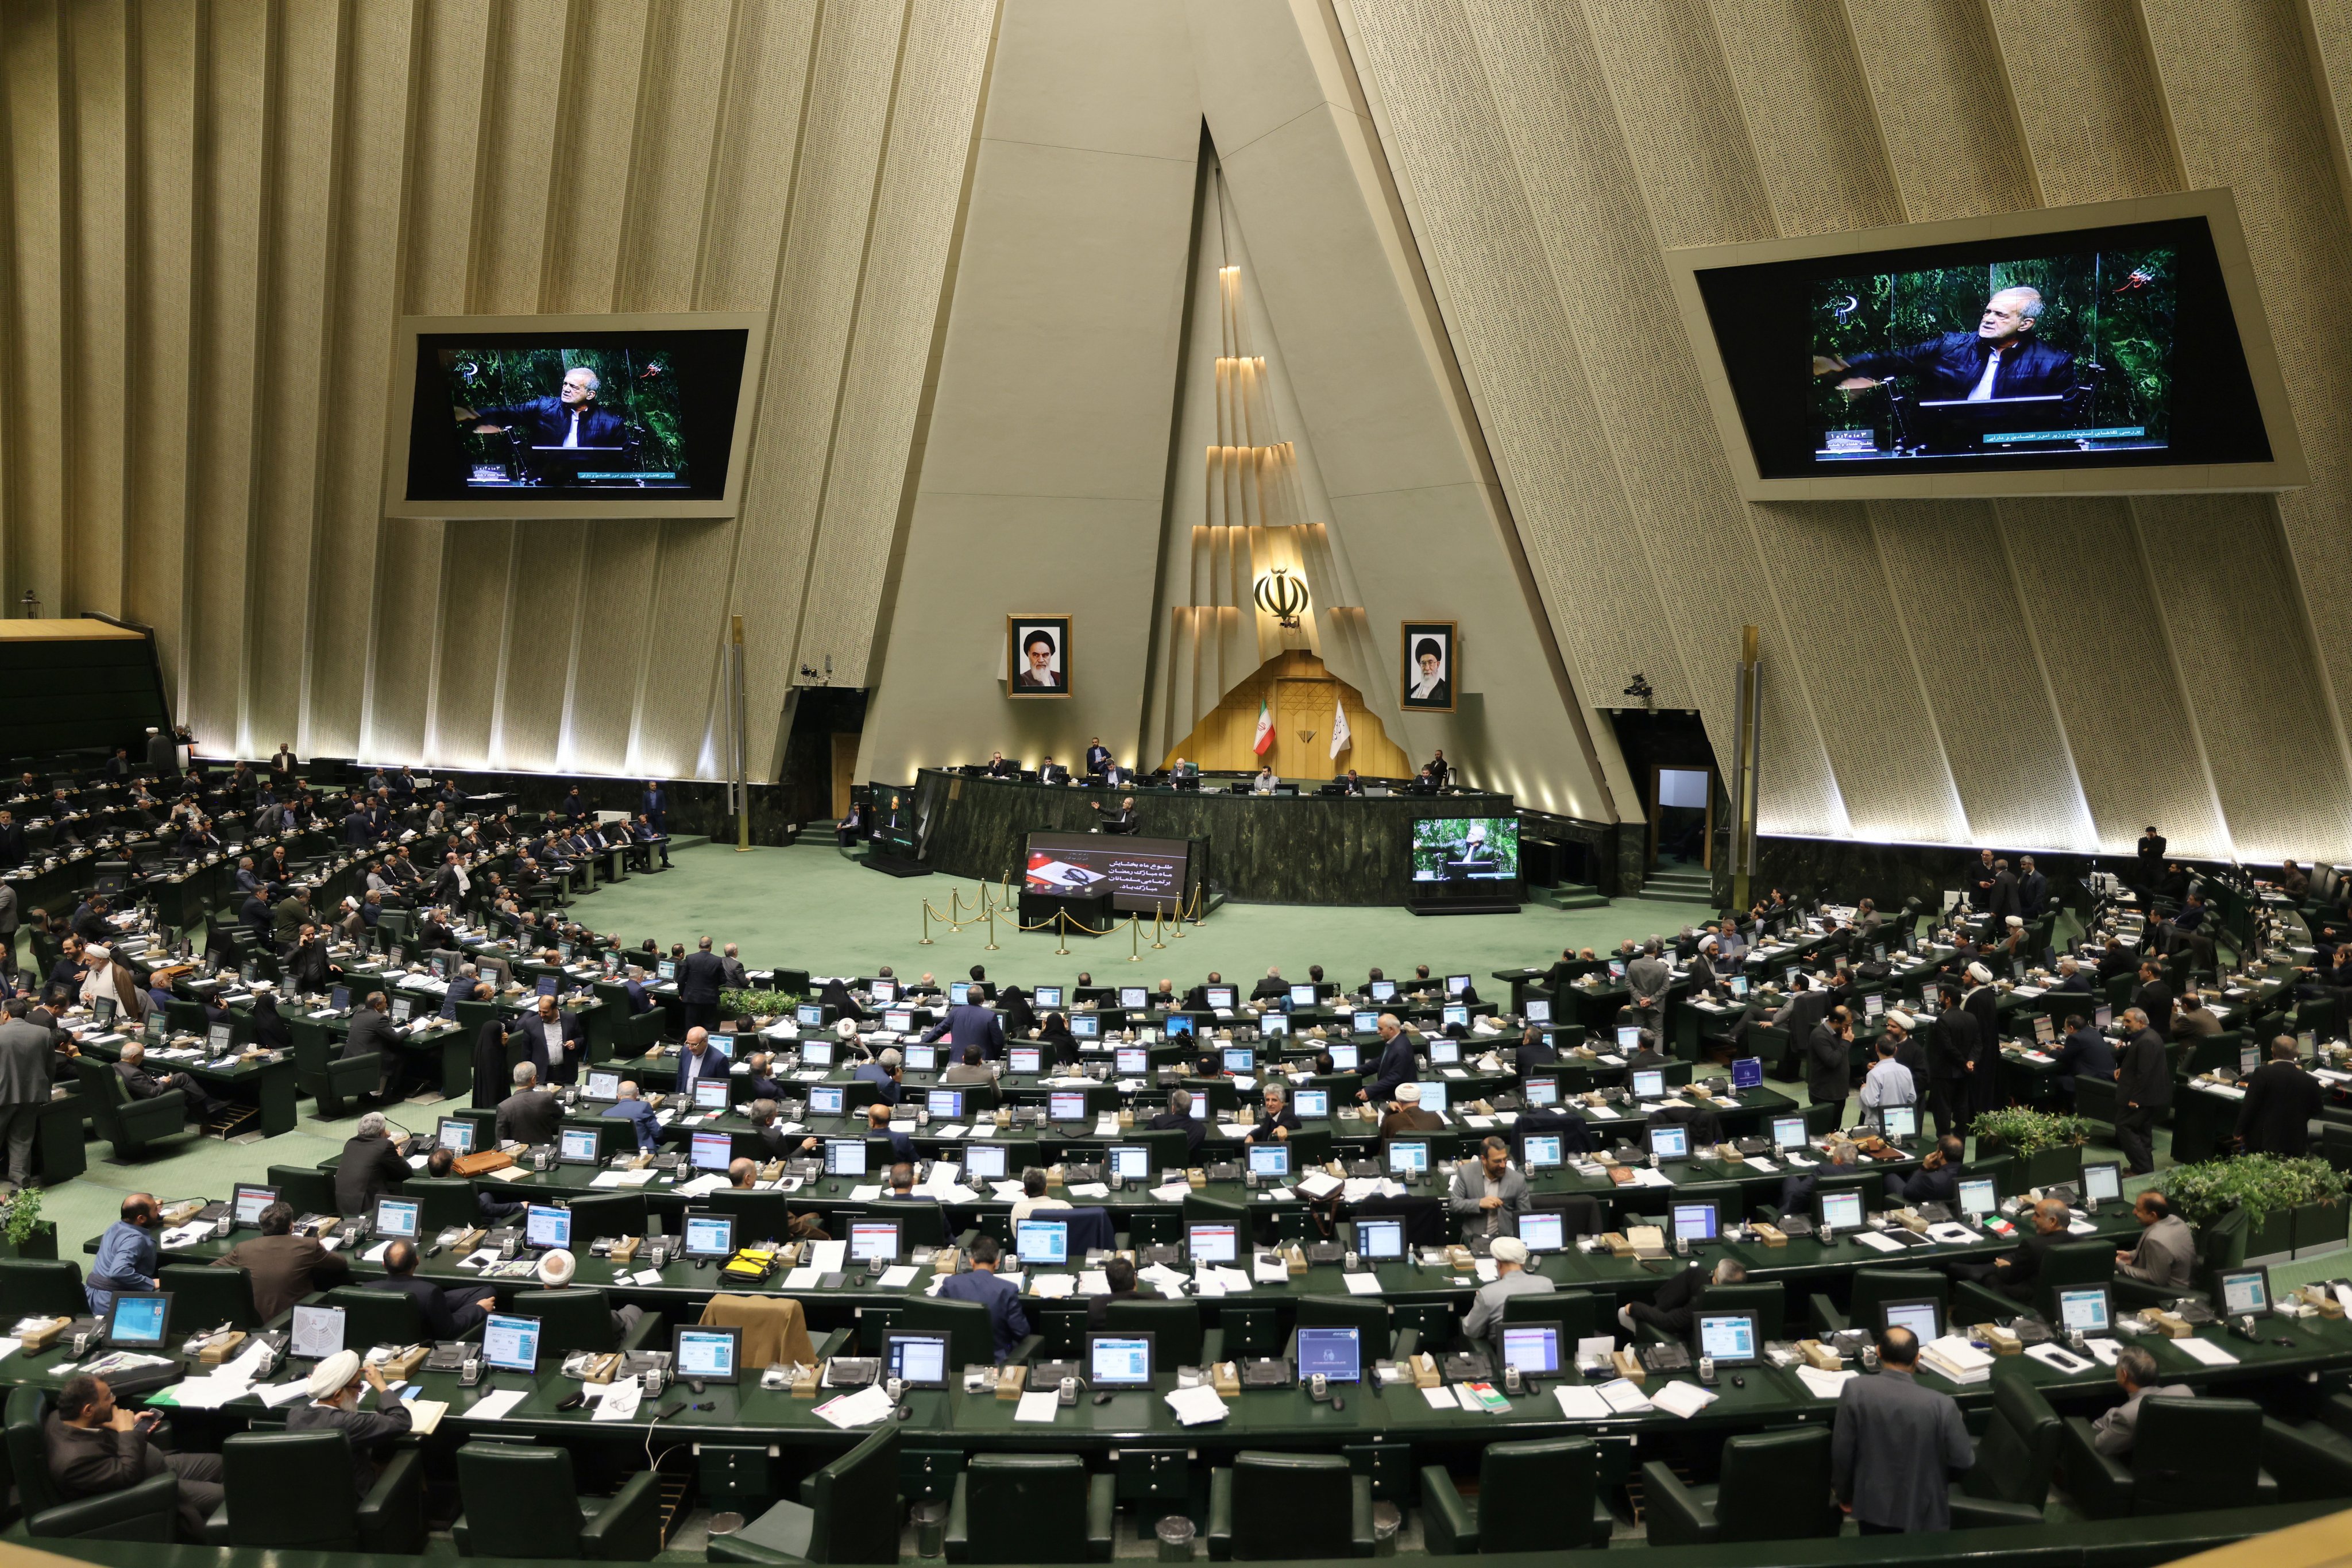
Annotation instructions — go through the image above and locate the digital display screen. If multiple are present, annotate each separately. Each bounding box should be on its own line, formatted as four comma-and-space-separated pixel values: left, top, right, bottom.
1088, 1335, 1153, 1388
1223, 1048, 1253, 1075
1631, 1068, 1665, 1099
1108, 1146, 1150, 1180
1525, 1077, 1559, 1106
889, 1012, 917, 1036
1009, 1047, 1041, 1075
1034, 986, 1062, 1010
107, 1293, 169, 1348
403, 329, 754, 508
1296, 1326, 1362, 1382
1521, 1135, 1562, 1171
1413, 1081, 1448, 1111
871, 981, 898, 1005
693, 1080, 731, 1110
1370, 980, 1396, 1001
1188, 1223, 1238, 1264
525, 1205, 573, 1250
1696, 1312, 1758, 1364
1882, 1104, 1917, 1141
1388, 1142, 1430, 1174
658, 960, 676, 980
2057, 1287, 2111, 1333
585, 1069, 620, 1099
1016, 1220, 1069, 1266
232, 1184, 279, 1227
1772, 1116, 1807, 1150
292, 1302, 346, 1360
1884, 1300, 1942, 1343
374, 1198, 420, 1238
1648, 1123, 1689, 1161
1119, 987, 1147, 1009
801, 1040, 833, 1066
1246, 1144, 1290, 1177
483, 1312, 541, 1373
797, 1003, 824, 1028
926, 1088, 963, 1120
1049, 1092, 1087, 1121
1295, 1088, 1328, 1118
1671, 1202, 1718, 1243
1440, 1005, 1469, 1030
849, 1222, 900, 1263
1957, 1177, 1997, 1217
1072, 1014, 1100, 1038
1330, 1043, 1359, 1071
560, 1127, 601, 1164
2082, 1162, 2123, 1204
1519, 1211, 1566, 1253
1814, 1189, 1864, 1230
886, 1333, 949, 1388
690, 1131, 733, 1172
1501, 1325, 1561, 1374
1164, 1015, 1195, 1041
1355, 1218, 1405, 1260
2220, 1270, 2268, 1316
949, 983, 971, 1006
1289, 983, 1318, 1009
825, 1139, 866, 1176
1023, 831, 1193, 914
965, 1144, 1007, 1180
1116, 1046, 1149, 1074
1206, 986, 1237, 1010
674, 1327, 739, 1383
1410, 817, 1520, 885
438, 1117, 476, 1153
684, 1212, 735, 1258
810, 1085, 846, 1117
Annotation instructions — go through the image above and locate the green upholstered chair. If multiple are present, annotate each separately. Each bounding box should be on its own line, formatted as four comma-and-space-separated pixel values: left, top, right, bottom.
3, 1386, 179, 1540
264, 1163, 338, 1219
1422, 1436, 1612, 1553
708, 1426, 901, 1565
565, 1192, 650, 1247
1104, 1297, 1214, 1365
205, 1428, 424, 1552
1500, 1287, 1601, 1341
1636, 1280, 1785, 1344
75, 1057, 191, 1160
0, 1258, 90, 1320
2259, 1409, 2352, 1503
403, 1177, 482, 1232
704, 1189, 794, 1243
452, 1440, 663, 1559
321, 1284, 427, 1346
2060, 1396, 2277, 1517
1955, 1237, 2115, 1323
157, 1263, 261, 1330
292, 1026, 379, 1120
945, 1453, 1114, 1563
1640, 1427, 1839, 1545
1133, 1129, 1192, 1175
1206, 1450, 1373, 1561
1810, 1267, 1948, 1337
1294, 1294, 1394, 1361
2114, 1208, 2246, 1311
507, 1288, 661, 1354
1949, 1376, 2060, 1526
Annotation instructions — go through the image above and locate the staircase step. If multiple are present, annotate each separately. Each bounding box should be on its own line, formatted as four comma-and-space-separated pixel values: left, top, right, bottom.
1637, 886, 1712, 903
1535, 884, 1609, 910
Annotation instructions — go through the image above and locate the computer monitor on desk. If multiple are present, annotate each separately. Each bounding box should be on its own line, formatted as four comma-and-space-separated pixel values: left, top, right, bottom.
1017, 1219, 1069, 1267
1500, 1324, 1561, 1376
1695, 1309, 1760, 1366
2057, 1285, 2113, 1335
1817, 1189, 1865, 1231
1187, 1222, 1238, 1264
674, 1326, 741, 1384
482, 1312, 541, 1377
683, 1211, 736, 1261
1646, 1122, 1689, 1162
1295, 1326, 1363, 1382
105, 1293, 171, 1351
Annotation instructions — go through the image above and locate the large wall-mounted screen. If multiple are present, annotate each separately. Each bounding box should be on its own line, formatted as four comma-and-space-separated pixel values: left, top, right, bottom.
1667, 192, 2303, 500
386, 313, 765, 519
1024, 832, 1194, 914
1409, 817, 1519, 885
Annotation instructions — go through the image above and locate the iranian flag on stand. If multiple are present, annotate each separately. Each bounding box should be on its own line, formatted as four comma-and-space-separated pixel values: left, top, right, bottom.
1252, 697, 1275, 755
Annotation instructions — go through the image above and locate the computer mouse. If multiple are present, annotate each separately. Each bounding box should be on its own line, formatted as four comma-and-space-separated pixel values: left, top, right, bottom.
1731, 1375, 1745, 1388
1093, 1391, 1113, 1406
696, 1257, 709, 1270
1330, 1396, 1344, 1411
690, 1378, 706, 1395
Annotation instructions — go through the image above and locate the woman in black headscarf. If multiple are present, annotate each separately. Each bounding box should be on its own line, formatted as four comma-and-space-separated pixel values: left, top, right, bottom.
998, 984, 1037, 1038
249, 992, 293, 1052
469, 991, 509, 1110
818, 977, 868, 1022
1037, 1010, 1076, 1066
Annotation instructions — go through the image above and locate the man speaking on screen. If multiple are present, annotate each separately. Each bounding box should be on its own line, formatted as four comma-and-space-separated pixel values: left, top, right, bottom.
1812, 286, 2075, 402
456, 366, 626, 450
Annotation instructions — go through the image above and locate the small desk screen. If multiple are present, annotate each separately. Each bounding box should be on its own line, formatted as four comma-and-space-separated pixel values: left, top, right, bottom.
1884, 1300, 1942, 1343
1501, 1324, 1561, 1374
484, 1312, 540, 1373
1648, 1123, 1689, 1160
1088, 1334, 1152, 1387
1295, 1088, 1328, 1117
1017, 1220, 1069, 1265
886, 1333, 949, 1387
1108, 1145, 1150, 1180
560, 1127, 601, 1164
1388, 1142, 1430, 1173
1670, 1201, 1718, 1243
1882, 1104, 1917, 1141
1010, 1047, 1041, 1075
2082, 1162, 2123, 1204
2220, 1270, 2269, 1315
1631, 1068, 1665, 1098
1289, 983, 1318, 1009
1521, 1134, 1562, 1170
374, 1198, 420, 1238
107, 1294, 169, 1347
1246, 1144, 1289, 1176
1050, 1092, 1087, 1120
825, 1139, 866, 1176
525, 1204, 572, 1250
1957, 1177, 1997, 1217
1296, 1326, 1361, 1381
1519, 1211, 1566, 1252
1188, 1223, 1238, 1263
675, 1327, 739, 1382
1771, 1115, 1806, 1150
1119, 987, 1147, 1009
2057, 1287, 2111, 1333
925, 1088, 963, 1119
1115, 1047, 1149, 1075
1330, 1043, 1359, 1071
690, 1131, 733, 1171
810, 1085, 846, 1116
849, 1222, 899, 1262
1818, 1190, 1864, 1230
1355, 1218, 1405, 1259
233, 1184, 279, 1227
684, 1212, 736, 1258
1696, 1313, 1758, 1363
438, 1118, 476, 1153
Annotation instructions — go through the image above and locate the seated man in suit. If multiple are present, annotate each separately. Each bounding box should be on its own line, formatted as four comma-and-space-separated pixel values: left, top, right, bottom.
114, 1039, 229, 1122
334, 1112, 411, 1216
1037, 756, 1069, 785
213, 1200, 352, 1319
936, 1235, 1030, 1360
45, 1371, 225, 1540
1091, 795, 1138, 834
2090, 1344, 2195, 1457
1100, 760, 1133, 789
1251, 766, 1279, 795
984, 751, 1019, 779
1949, 1196, 2068, 1301
1146, 1087, 1206, 1156
367, 1239, 495, 1338
1379, 1082, 1446, 1137
1249, 968, 1290, 1002
2052, 1013, 2116, 1106
1883, 1135, 1965, 1207
2113, 1190, 2194, 1290
601, 1080, 661, 1153
456, 365, 625, 458
1245, 1083, 1302, 1144
1338, 770, 1365, 797
1619, 1256, 1747, 1337
942, 1044, 998, 1086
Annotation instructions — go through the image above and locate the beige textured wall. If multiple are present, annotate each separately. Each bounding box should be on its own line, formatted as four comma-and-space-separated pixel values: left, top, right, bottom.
0, 0, 993, 783
1334, 0, 2352, 860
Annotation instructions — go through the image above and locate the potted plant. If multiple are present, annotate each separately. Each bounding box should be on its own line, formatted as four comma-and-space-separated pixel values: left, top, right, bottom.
2165, 1155, 2349, 1260
0, 1187, 56, 1260
721, 987, 795, 1029
1969, 1107, 2091, 1189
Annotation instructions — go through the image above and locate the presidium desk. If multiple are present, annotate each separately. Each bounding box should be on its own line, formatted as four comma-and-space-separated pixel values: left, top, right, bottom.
905, 770, 1520, 907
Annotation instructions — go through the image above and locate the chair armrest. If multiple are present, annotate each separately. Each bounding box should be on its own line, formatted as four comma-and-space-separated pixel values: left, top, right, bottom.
26, 1470, 180, 1542
1086, 1472, 1115, 1562
1809, 1293, 1849, 1337
1947, 1490, 2044, 1530
1418, 1465, 1476, 1557
120, 1092, 188, 1131
2110, 1277, 2175, 1312
1349, 1474, 1373, 1558
1005, 1333, 1043, 1366
2057, 1415, 2133, 1519
1200, 1328, 1226, 1366
204, 1497, 231, 1545
357, 1447, 426, 1554
1391, 1327, 1418, 1363
1951, 1279, 2013, 1326
617, 1310, 663, 1354
582, 1469, 666, 1561
2319, 1391, 2352, 1441
1207, 1467, 1234, 1562
945, 1473, 970, 1563
1637, 1461, 1714, 1546
2261, 1418, 2352, 1504
1587, 1494, 1616, 1549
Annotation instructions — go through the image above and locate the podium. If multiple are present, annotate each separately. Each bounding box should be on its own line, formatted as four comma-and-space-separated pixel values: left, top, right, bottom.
1019, 887, 1115, 936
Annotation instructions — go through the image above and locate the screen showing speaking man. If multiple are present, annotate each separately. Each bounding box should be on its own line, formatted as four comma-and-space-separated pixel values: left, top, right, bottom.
1022, 831, 1192, 914
1409, 817, 1520, 884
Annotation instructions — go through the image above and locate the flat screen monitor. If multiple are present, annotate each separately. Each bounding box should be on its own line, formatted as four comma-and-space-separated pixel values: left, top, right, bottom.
559, 1127, 602, 1165
1882, 1104, 1918, 1141
1525, 1077, 1560, 1107
1164, 1015, 1195, 1042
1370, 980, 1397, 1001
871, 980, 899, 1006
1957, 1177, 1998, 1218
1246, 1144, 1291, 1177
1728, 975, 1748, 998
391, 995, 414, 1024
1670, 1199, 1719, 1245
1204, 986, 1236, 1010
2057, 1285, 2112, 1334
1612, 961, 1629, 979
1295, 1326, 1363, 1382
584, 1069, 621, 1100
437, 1117, 477, 1154
1771, 1115, 1807, 1150
901, 1040, 936, 1070
231, 1183, 279, 1229
925, 1088, 964, 1121
809, 1084, 847, 1117
1049, 1091, 1087, 1121
1617, 1026, 1642, 1051
105, 1292, 171, 1349
1500, 1324, 1562, 1375
1024, 832, 1193, 916
1189, 1094, 1208, 1119
1863, 991, 1884, 1019
1221, 1046, 1252, 1075
692, 1079, 731, 1111
683, 1211, 736, 1259
1631, 1068, 1665, 1099
1033, 986, 1062, 1010
1188, 1222, 1239, 1264
1881, 1297, 1944, 1344
705, 1034, 737, 1063
795, 1003, 824, 1028
524, 1204, 573, 1251
1107, 1145, 1151, 1181
1009, 1046, 1042, 1075
1087, 1332, 1154, 1388
482, 1311, 542, 1374
801, 1040, 833, 1067
373, 1197, 420, 1239
1355, 1217, 1405, 1261
2081, 1161, 2123, 1205
207, 1022, 234, 1053
2095, 1003, 2112, 1028
673, 1325, 742, 1384
1647, 1122, 1689, 1161
2239, 1043, 2261, 1076
1330, 1043, 1360, 1071
1072, 1014, 1100, 1039
1387, 1141, 1430, 1175
1519, 1210, 1567, 1253
1289, 983, 1317, 1009
1294, 1088, 1329, 1118
883, 1331, 951, 1389
888, 1011, 917, 1036
1521, 1134, 1563, 1171
1732, 1057, 1763, 1090
1524, 998, 1551, 1024
690, 1130, 733, 1172
1817, 1189, 1865, 1230
1412, 1080, 1449, 1111
1409, 818, 1520, 889
964, 1143, 1008, 1181
657, 960, 676, 981
2218, 1266, 2270, 1317
291, 1301, 346, 1360
1119, 987, 1148, 1010
824, 1138, 866, 1176
1694, 1310, 1760, 1366
1440, 1005, 1469, 1030
331, 986, 352, 1011
1015, 1219, 1069, 1266
1114, 1046, 1149, 1075
537, 977, 561, 998
949, 982, 971, 1006
849, 1221, 901, 1264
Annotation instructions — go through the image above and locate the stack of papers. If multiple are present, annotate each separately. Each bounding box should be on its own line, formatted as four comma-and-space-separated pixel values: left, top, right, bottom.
1921, 1335, 1994, 1385
464, 1388, 529, 1421
1342, 1273, 1382, 1296
814, 1385, 896, 1427
1650, 1381, 1718, 1419
1552, 1384, 1612, 1419
1015, 1390, 1060, 1423
2171, 1337, 2241, 1368
1595, 1378, 1651, 1413
1165, 1386, 1228, 1426
1795, 1365, 1855, 1400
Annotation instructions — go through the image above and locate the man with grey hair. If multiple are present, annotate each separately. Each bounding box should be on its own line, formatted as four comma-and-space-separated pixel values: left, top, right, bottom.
1627, 937, 1673, 1045
2090, 1344, 2195, 1457
335, 1109, 410, 1216
1812, 284, 2076, 407
1146, 1087, 1203, 1155
1011, 1167, 1071, 1222
495, 1060, 562, 1145
1462, 1236, 1554, 1354
602, 1078, 659, 1153
455, 364, 623, 452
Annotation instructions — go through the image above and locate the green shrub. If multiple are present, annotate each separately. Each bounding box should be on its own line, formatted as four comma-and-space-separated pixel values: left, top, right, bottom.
1968, 1106, 2092, 1155
3, 1187, 42, 1249
2164, 1154, 2349, 1229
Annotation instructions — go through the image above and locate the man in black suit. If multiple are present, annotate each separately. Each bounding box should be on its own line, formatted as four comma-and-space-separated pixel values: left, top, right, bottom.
2017, 855, 2048, 922
2052, 1013, 2115, 1107
333, 1111, 411, 1216
1091, 795, 1138, 835
1815, 286, 2074, 405
368, 1239, 495, 1337
1249, 968, 1290, 1002
495, 1063, 563, 1146
1951, 1197, 2069, 1301
1146, 1087, 1205, 1156
514, 995, 585, 1085
2135, 827, 2166, 892
1037, 756, 1069, 785
984, 751, 1019, 779
1359, 1013, 1422, 1104
2130, 959, 2173, 1038
675, 936, 726, 1032
2237, 1036, 2325, 1156
2114, 1008, 2171, 1175
1084, 739, 1112, 775
458, 365, 625, 452
343, 992, 408, 1100
1339, 770, 1364, 797
0, 810, 26, 869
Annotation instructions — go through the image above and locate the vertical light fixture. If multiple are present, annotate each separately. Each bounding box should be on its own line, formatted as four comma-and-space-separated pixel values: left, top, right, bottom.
1729, 625, 1762, 910
732, 615, 750, 852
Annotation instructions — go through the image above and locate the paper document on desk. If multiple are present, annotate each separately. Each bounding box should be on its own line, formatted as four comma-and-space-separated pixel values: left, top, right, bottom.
809, 1241, 848, 1274
463, 1389, 528, 1422
991, 1180, 1029, 1200
782, 1268, 821, 1290
257, 1380, 314, 1408
1421, 1385, 1458, 1410
161, 1223, 214, 1250
674, 1174, 728, 1197
1650, 1381, 1717, 1420
1342, 1273, 1382, 1296
2065, 1220, 2098, 1237
1626, 1168, 1673, 1188
1027, 1274, 1077, 1299
932, 1125, 966, 1140
1150, 1183, 1191, 1204
2170, 1337, 2240, 1367
1077, 1270, 1111, 1296
879, 1265, 919, 1288
1596, 1379, 1652, 1414
848, 1185, 883, 1200
1214, 1265, 1257, 1293
362, 1240, 394, 1264
1586, 1105, 1621, 1121
486, 1167, 530, 1184
1851, 1230, 1905, 1253
592, 1378, 644, 1421
1295, 1172, 1342, 1199
1795, 1365, 1855, 1400
1252, 1256, 1289, 1285
1552, 1384, 1612, 1419
1067, 1183, 1110, 1199
1166, 1386, 1229, 1426
1015, 1391, 1060, 1424
153, 1377, 246, 1409
814, 1385, 895, 1428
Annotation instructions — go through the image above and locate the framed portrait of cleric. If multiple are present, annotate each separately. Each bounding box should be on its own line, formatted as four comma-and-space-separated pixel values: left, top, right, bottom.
1400, 623, 1456, 713
1007, 616, 1072, 698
